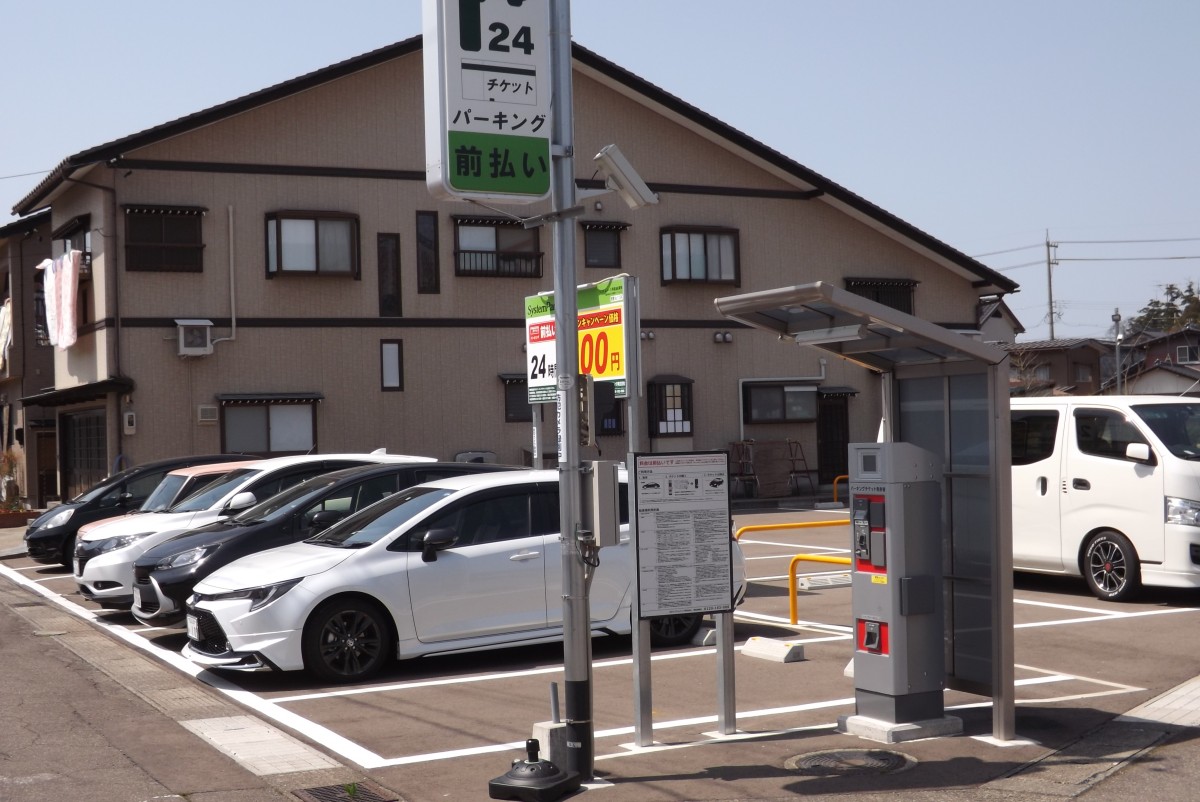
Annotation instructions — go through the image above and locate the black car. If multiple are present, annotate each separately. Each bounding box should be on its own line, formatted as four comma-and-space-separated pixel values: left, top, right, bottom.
130, 461, 518, 626
24, 454, 254, 566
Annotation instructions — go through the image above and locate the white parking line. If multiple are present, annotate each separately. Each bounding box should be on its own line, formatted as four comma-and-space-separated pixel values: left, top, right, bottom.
0, 559, 1172, 772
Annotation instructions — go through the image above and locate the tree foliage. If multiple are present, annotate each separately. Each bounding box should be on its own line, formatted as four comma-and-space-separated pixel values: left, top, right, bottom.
1127, 282, 1200, 334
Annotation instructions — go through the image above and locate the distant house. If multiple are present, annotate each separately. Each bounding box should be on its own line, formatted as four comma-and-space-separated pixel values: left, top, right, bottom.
1005, 338, 1109, 396
0, 211, 57, 506
977, 296, 1024, 345
1115, 325, 1200, 396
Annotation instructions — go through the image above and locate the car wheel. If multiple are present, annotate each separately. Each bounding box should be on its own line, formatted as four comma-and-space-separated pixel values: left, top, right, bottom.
648, 614, 702, 647
1083, 530, 1141, 602
302, 598, 393, 683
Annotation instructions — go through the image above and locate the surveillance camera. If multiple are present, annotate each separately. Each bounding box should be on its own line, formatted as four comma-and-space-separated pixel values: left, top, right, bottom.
593, 144, 658, 209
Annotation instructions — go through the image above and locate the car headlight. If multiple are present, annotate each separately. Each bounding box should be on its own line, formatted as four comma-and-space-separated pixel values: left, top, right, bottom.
35, 507, 74, 531
206, 579, 302, 612
96, 532, 155, 554
1166, 496, 1200, 527
156, 545, 217, 571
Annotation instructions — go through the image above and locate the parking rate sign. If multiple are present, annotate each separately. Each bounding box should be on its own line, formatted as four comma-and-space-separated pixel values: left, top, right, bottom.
526, 278, 629, 403
422, 0, 553, 203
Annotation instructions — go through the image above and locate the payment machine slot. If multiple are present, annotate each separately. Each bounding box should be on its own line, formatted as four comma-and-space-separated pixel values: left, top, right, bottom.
844, 442, 946, 727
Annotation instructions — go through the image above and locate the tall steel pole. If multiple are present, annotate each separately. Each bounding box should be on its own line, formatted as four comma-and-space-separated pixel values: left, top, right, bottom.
549, 0, 592, 780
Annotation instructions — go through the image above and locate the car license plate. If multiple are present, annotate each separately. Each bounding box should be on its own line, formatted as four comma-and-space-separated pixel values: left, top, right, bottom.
186, 614, 200, 641
132, 586, 141, 608
73, 558, 80, 576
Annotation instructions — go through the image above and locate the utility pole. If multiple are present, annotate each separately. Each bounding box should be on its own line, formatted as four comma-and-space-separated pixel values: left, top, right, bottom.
1045, 230, 1058, 340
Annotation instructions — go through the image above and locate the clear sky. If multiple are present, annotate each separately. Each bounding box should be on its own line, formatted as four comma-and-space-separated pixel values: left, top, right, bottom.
2, 1, 1196, 343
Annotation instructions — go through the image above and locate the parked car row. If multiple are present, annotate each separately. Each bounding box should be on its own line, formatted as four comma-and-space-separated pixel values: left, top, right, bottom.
182, 469, 748, 682
33, 455, 748, 684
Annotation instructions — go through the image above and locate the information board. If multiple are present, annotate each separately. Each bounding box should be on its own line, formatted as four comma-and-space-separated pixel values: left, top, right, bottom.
633, 451, 734, 619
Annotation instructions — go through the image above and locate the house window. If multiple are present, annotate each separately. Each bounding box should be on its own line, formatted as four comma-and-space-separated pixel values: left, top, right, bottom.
742, 383, 818, 424
1034, 364, 1051, 381
660, 227, 739, 284
1074, 363, 1093, 382
218, 394, 320, 456
378, 233, 401, 316
52, 214, 92, 273
593, 381, 625, 436
381, 340, 404, 391
266, 211, 360, 277
1177, 346, 1198, 364
648, 376, 693, 437
845, 278, 917, 314
501, 375, 533, 423
453, 216, 541, 277
123, 205, 206, 272
582, 221, 627, 269
416, 211, 441, 294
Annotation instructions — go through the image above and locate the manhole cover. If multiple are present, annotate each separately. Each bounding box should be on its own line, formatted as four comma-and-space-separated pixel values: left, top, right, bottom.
785, 749, 916, 776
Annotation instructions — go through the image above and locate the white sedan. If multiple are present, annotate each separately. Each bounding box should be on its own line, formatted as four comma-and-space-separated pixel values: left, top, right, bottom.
182, 470, 746, 682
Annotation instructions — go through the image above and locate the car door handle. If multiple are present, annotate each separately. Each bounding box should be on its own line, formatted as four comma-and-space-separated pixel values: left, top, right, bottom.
1037, 476, 1047, 495
510, 551, 541, 561
1072, 478, 1091, 490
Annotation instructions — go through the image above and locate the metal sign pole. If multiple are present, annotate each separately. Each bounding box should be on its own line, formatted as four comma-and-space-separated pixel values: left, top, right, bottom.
549, 0, 592, 781
625, 277, 654, 746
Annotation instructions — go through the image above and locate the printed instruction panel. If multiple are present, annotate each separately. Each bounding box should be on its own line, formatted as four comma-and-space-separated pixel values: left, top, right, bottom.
633, 451, 733, 618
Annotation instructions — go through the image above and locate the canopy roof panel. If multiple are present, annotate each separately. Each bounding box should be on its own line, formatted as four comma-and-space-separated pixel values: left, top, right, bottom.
715, 282, 1007, 372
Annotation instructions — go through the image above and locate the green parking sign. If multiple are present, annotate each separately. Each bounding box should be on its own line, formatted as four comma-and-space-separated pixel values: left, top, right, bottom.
423, 0, 553, 203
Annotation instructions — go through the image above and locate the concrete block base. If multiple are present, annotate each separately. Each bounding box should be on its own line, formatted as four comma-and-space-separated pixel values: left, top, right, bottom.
837, 713, 963, 743
741, 636, 805, 663
531, 721, 570, 768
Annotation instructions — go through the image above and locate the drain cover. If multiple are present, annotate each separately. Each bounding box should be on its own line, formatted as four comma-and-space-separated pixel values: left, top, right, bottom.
786, 749, 916, 776
293, 780, 397, 802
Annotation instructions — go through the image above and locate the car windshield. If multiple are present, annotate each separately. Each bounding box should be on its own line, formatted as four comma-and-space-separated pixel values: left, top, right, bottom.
1132, 403, 1200, 459
308, 486, 453, 547
71, 467, 137, 503
139, 474, 188, 511
231, 474, 341, 524
170, 468, 260, 512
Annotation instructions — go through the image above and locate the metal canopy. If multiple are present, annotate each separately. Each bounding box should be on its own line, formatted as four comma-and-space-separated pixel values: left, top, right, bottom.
714, 281, 1006, 372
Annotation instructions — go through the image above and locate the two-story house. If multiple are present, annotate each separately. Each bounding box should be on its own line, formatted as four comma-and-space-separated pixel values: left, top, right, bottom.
8, 38, 1017, 501
0, 210, 57, 506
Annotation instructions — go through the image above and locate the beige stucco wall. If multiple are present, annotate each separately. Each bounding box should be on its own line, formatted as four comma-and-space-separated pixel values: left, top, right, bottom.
30, 47, 995, 474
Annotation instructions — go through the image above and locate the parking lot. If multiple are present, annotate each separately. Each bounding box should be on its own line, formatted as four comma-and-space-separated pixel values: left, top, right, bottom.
5, 508, 1200, 801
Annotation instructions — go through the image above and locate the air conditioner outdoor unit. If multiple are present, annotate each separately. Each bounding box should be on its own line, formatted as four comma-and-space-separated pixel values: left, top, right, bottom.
176, 319, 214, 356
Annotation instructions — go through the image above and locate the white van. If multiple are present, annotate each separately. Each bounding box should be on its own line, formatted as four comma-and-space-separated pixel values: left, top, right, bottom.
1011, 395, 1200, 600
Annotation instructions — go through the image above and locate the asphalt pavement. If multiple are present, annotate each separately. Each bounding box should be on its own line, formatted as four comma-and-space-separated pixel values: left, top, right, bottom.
4, 520, 1200, 802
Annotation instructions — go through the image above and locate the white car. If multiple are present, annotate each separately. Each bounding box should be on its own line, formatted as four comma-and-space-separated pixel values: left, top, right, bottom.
182, 470, 747, 682
73, 452, 432, 609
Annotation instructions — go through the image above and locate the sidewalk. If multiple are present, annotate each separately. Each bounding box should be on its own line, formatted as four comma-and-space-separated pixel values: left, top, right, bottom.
3, 523, 1200, 802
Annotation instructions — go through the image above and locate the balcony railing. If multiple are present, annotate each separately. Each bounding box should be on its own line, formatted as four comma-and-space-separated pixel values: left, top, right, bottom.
455, 250, 543, 278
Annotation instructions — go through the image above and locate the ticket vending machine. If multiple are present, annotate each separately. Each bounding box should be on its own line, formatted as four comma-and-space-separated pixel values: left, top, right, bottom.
841, 442, 959, 737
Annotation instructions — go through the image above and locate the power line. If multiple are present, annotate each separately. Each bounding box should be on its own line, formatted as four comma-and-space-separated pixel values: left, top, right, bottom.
1055, 255, 1200, 262
992, 259, 1044, 272
971, 243, 1043, 258
0, 170, 52, 181
1056, 236, 1200, 245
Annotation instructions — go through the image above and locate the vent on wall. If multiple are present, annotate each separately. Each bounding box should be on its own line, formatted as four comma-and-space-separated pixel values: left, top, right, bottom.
197, 404, 219, 424
176, 318, 214, 357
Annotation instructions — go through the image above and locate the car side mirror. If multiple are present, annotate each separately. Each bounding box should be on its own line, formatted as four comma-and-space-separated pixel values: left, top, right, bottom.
225, 491, 257, 513
1125, 442, 1154, 464
310, 509, 344, 532
421, 527, 458, 563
